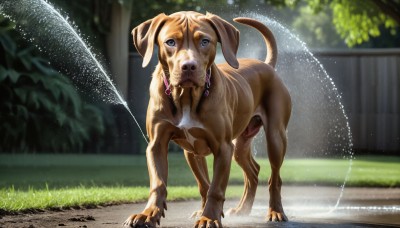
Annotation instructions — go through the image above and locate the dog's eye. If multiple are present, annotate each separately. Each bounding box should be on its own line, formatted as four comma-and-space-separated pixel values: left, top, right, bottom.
165, 39, 176, 47
201, 39, 210, 47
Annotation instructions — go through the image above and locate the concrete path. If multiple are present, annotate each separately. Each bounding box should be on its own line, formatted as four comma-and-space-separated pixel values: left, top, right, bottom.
1, 186, 399, 227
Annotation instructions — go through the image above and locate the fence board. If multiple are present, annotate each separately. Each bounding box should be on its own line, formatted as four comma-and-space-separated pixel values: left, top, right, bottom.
316, 49, 400, 153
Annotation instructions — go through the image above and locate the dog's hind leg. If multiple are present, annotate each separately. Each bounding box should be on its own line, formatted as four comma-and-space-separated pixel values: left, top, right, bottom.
263, 84, 291, 222
184, 150, 210, 218
264, 121, 288, 222
227, 118, 261, 216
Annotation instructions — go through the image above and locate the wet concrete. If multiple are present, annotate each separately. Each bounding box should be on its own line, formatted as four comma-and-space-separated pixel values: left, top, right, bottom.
0, 186, 399, 227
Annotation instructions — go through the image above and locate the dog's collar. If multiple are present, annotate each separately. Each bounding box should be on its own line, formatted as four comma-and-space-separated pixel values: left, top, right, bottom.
162, 69, 211, 97
163, 73, 172, 96
204, 69, 211, 96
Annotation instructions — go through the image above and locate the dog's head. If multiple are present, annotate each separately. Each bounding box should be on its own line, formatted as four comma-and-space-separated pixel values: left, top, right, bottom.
132, 11, 239, 88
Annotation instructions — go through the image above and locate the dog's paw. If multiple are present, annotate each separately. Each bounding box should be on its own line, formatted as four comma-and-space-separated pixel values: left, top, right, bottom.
226, 207, 251, 217
266, 208, 288, 222
194, 216, 222, 228
123, 214, 155, 228
123, 207, 165, 227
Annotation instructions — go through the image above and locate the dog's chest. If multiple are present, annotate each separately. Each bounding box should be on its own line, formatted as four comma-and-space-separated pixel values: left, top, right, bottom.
174, 106, 210, 155
178, 106, 203, 129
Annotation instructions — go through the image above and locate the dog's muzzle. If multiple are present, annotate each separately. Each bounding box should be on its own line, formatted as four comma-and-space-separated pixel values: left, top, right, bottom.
163, 69, 211, 97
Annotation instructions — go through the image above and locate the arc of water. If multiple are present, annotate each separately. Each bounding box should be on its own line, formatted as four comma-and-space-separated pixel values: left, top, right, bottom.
264, 16, 354, 212
238, 12, 354, 213
39, 0, 149, 144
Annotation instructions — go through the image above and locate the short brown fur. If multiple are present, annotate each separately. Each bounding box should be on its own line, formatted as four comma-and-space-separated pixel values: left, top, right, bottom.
124, 11, 291, 228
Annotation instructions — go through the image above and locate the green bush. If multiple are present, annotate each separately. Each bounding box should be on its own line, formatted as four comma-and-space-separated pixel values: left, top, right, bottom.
0, 16, 105, 153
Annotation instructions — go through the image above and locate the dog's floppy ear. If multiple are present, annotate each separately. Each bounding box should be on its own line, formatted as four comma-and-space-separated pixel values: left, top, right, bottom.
205, 12, 239, 69
132, 13, 168, 68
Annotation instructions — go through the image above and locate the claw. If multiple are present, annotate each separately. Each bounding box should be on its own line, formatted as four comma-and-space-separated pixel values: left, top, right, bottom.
151, 209, 158, 217
266, 209, 288, 222
195, 216, 221, 228
122, 220, 129, 227
123, 215, 135, 227
194, 219, 201, 228
125, 208, 164, 228
190, 210, 203, 219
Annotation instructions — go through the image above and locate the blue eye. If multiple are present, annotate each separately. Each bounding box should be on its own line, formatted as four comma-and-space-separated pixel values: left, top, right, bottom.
165, 39, 176, 47
201, 39, 210, 47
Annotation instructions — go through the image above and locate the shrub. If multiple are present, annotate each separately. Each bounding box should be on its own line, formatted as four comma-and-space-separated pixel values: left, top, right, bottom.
0, 16, 105, 153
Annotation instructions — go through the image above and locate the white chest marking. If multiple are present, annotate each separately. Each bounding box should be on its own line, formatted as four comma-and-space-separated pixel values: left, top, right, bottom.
178, 106, 203, 129
178, 106, 203, 147
183, 129, 196, 147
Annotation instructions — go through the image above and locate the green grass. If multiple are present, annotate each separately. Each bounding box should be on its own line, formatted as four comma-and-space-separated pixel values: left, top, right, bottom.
0, 153, 399, 213
0, 185, 247, 212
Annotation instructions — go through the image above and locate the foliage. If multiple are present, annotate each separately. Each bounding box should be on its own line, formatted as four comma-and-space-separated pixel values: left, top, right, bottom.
47, 0, 400, 54
127, 0, 400, 48
0, 16, 105, 153
265, 0, 400, 47
49, 0, 113, 55
292, 4, 346, 48
130, 0, 232, 24
329, 0, 398, 47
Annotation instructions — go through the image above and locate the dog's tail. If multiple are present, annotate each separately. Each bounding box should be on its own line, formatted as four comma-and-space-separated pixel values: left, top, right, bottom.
233, 17, 277, 68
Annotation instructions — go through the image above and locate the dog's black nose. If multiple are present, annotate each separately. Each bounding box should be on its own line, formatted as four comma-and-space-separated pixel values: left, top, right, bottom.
181, 60, 197, 72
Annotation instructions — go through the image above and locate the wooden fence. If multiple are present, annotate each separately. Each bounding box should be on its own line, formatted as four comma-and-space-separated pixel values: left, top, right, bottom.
315, 49, 400, 153
128, 49, 400, 154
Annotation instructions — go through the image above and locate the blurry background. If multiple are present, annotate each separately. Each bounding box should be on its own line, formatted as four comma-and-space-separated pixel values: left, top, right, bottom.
0, 0, 399, 155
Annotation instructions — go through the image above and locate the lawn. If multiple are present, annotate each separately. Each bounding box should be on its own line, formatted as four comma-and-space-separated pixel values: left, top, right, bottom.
0, 153, 399, 213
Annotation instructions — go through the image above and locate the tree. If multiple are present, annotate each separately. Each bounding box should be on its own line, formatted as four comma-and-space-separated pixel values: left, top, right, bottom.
267, 0, 399, 47
329, 0, 398, 47
292, 4, 347, 48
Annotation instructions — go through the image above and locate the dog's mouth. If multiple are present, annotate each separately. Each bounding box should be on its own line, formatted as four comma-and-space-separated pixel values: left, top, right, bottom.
173, 71, 203, 88
178, 78, 196, 88
170, 67, 211, 89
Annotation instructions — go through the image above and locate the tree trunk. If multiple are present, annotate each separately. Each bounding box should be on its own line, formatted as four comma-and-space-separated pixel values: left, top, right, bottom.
106, 0, 133, 99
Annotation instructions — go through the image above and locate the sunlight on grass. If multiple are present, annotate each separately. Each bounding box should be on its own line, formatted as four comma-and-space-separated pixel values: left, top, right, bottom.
0, 185, 245, 213
0, 186, 146, 212
0, 154, 399, 213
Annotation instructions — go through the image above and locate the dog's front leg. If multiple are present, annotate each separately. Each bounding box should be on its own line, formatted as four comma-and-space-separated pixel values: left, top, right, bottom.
184, 150, 210, 218
195, 142, 233, 228
124, 133, 169, 227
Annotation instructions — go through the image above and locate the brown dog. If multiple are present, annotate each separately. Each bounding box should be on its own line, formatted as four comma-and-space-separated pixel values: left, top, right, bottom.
124, 11, 291, 228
